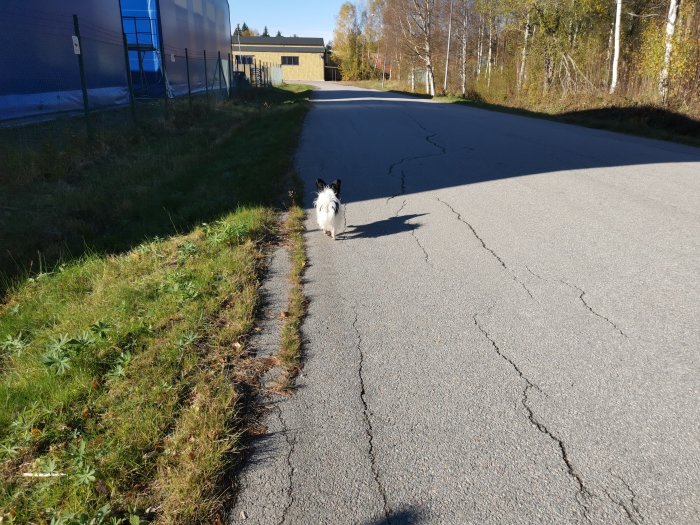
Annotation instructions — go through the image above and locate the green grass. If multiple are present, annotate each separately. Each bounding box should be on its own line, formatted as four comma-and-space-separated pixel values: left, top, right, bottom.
0, 87, 310, 292
0, 85, 311, 524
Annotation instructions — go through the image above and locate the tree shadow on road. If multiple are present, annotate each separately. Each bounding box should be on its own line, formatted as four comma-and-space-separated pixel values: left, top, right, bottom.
341, 213, 427, 240
299, 88, 700, 208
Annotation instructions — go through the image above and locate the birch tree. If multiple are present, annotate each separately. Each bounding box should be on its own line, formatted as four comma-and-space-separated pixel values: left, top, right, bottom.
444, 0, 454, 93
399, 0, 438, 96
609, 0, 622, 93
458, 0, 470, 97
658, 0, 681, 102
517, 11, 531, 92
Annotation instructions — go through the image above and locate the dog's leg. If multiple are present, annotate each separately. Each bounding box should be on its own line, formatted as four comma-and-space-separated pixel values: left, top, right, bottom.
331, 227, 336, 240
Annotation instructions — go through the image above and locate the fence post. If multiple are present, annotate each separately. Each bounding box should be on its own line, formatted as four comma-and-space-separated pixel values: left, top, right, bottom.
72, 14, 92, 140
228, 52, 234, 99
217, 51, 223, 98
185, 47, 192, 108
121, 30, 136, 123
204, 49, 209, 102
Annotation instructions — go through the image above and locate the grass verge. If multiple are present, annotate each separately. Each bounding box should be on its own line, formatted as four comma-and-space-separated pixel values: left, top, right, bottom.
276, 206, 307, 390
0, 86, 310, 291
0, 85, 311, 524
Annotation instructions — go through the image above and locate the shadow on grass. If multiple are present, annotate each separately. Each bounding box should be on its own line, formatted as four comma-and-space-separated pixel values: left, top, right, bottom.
0, 86, 311, 294
445, 98, 700, 148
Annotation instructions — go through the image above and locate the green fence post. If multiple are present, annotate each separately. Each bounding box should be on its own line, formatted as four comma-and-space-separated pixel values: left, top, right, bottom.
121, 30, 136, 123
185, 47, 192, 108
204, 49, 209, 103
217, 50, 223, 98
228, 52, 234, 98
72, 14, 92, 141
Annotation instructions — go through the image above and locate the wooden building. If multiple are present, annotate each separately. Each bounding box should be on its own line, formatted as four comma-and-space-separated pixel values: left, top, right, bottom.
233, 36, 325, 82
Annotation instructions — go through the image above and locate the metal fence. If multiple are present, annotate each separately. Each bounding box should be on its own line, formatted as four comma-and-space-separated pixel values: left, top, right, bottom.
1, 12, 284, 131
232, 59, 283, 89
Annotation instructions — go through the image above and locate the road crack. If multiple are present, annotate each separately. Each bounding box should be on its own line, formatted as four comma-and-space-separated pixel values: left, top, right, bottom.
474, 312, 592, 521
277, 404, 297, 525
526, 267, 628, 338
437, 198, 534, 299
560, 280, 628, 338
606, 473, 644, 524
387, 200, 432, 267
410, 226, 431, 267
425, 132, 447, 154
385, 115, 448, 198
352, 310, 391, 520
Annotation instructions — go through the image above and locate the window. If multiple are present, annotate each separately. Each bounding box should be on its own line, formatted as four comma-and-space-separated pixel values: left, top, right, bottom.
235, 55, 253, 65
281, 56, 299, 66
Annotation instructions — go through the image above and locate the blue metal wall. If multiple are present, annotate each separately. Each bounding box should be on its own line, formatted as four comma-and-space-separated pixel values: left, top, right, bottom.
121, 0, 232, 98
0, 0, 232, 121
0, 1, 129, 121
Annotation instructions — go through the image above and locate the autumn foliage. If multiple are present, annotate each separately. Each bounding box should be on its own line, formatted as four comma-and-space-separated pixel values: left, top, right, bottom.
332, 0, 700, 115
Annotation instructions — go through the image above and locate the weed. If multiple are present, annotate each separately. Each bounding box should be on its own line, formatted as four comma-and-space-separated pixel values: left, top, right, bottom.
41, 347, 72, 376
90, 321, 112, 340
0, 332, 27, 355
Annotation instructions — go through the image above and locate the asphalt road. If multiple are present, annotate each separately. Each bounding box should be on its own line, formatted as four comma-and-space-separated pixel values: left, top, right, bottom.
231, 82, 700, 524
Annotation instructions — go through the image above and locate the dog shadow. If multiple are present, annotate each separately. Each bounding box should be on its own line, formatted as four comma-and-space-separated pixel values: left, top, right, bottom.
342, 214, 427, 240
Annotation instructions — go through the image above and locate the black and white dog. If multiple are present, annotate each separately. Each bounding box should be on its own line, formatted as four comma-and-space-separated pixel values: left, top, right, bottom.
313, 178, 344, 239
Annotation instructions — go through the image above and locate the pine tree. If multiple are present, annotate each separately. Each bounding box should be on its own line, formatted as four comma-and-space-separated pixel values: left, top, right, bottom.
263, 26, 270, 37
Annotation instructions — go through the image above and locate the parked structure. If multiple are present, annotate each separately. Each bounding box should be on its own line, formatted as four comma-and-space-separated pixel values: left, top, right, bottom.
233, 36, 325, 82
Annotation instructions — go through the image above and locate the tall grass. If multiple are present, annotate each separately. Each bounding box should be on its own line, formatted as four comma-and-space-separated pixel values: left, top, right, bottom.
0, 89, 309, 293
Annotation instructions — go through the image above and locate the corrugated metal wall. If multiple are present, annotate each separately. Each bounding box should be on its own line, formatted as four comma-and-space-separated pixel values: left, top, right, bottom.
0, 0, 232, 122
0, 0, 129, 121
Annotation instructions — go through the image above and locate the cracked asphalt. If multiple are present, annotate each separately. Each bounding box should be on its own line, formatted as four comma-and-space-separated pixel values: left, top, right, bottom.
230, 82, 700, 524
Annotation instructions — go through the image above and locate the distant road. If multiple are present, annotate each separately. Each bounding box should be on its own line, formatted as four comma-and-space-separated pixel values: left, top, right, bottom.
231, 82, 700, 524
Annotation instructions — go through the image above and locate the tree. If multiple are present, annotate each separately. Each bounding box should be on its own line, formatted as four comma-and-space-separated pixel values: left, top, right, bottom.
357, 0, 698, 107
658, 0, 681, 103
234, 22, 258, 37
456, 0, 470, 97
609, 0, 622, 93
443, 0, 454, 94
276, 30, 283, 37
263, 26, 270, 37
398, 0, 438, 96
333, 2, 373, 79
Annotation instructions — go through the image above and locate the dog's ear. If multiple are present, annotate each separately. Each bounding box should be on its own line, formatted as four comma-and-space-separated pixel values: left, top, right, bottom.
315, 179, 327, 192
330, 179, 341, 197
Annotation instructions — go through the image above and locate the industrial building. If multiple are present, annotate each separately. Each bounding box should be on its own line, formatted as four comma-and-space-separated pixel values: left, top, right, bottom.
233, 36, 325, 82
0, 0, 232, 121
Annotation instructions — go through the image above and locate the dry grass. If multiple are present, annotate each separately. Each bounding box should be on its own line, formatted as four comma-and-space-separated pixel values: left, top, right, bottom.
276, 206, 307, 390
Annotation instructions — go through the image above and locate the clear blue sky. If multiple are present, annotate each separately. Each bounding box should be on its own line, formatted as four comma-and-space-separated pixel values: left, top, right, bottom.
229, 0, 345, 45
